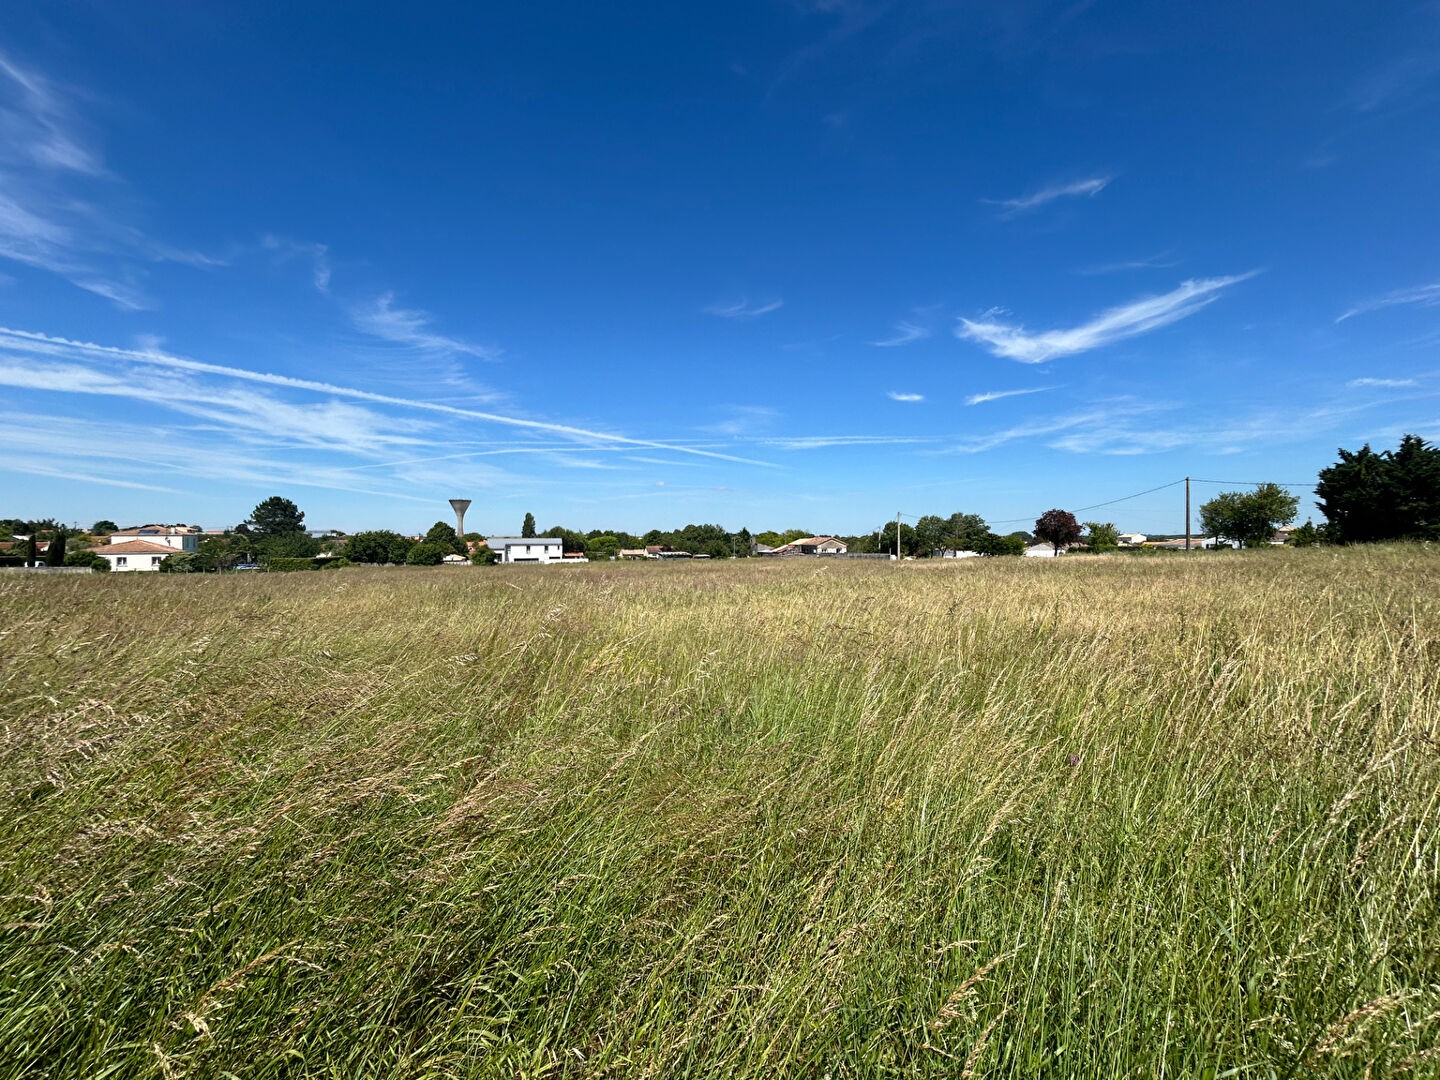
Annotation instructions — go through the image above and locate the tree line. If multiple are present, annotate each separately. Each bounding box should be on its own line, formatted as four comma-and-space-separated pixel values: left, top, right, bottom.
6, 434, 1436, 570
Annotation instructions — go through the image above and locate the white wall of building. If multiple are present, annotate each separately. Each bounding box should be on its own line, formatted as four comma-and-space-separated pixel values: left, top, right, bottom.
489, 538, 564, 564
97, 549, 170, 572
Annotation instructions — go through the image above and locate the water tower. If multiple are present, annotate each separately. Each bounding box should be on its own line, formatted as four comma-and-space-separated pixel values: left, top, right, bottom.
449, 498, 472, 538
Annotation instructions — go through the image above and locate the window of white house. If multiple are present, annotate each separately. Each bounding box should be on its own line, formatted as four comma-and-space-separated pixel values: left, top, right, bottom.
151, 556, 163, 566
116, 557, 127, 567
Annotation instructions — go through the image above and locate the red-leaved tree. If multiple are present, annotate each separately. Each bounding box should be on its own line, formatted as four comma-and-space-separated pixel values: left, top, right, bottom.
1034, 508, 1081, 554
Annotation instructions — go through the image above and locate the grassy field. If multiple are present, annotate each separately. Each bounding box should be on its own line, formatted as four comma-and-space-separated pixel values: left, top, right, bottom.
1, 549, 1437, 1078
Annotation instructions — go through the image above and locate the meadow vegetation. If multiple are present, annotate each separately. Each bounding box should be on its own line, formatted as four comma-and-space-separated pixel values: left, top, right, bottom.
1, 549, 1437, 1077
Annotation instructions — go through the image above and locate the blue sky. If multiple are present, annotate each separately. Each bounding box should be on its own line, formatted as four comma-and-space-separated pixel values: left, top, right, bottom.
1, 1, 1437, 537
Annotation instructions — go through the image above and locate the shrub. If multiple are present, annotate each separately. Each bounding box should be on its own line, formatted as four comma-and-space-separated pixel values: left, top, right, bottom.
406, 542, 448, 566
263, 557, 320, 572
158, 553, 203, 574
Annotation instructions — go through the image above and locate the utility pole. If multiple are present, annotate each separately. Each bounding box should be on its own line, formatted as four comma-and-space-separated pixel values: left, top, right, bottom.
895, 511, 901, 561
1184, 476, 1191, 551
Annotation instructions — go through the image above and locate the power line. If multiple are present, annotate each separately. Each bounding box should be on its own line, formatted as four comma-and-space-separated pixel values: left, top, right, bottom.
1072, 478, 1187, 514
1190, 479, 1313, 487
893, 474, 1311, 532
986, 478, 1187, 524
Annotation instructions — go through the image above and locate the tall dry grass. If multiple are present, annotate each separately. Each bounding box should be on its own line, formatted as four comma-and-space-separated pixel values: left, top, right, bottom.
1, 548, 1437, 1077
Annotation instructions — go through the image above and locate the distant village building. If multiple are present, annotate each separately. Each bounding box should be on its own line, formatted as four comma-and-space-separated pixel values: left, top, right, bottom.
94, 525, 201, 573
1118, 532, 1147, 546
1024, 543, 1069, 558
486, 537, 564, 564
771, 536, 848, 556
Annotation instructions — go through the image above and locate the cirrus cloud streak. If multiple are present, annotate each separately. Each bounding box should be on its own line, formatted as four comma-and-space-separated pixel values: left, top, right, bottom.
957, 273, 1257, 364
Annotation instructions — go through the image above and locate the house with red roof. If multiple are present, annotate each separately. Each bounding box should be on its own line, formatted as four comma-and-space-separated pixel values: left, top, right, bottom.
93, 524, 201, 572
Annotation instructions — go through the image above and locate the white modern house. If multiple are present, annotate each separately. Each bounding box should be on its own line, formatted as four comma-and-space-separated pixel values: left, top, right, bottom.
486, 537, 564, 564
94, 524, 201, 572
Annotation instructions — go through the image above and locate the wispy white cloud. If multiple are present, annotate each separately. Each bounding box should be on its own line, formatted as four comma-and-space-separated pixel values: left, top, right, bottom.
985, 176, 1111, 215
0, 409, 442, 504
1077, 253, 1178, 276
0, 51, 214, 308
0, 326, 779, 468
957, 273, 1257, 363
623, 455, 709, 468
945, 387, 1432, 459
4, 461, 182, 493
1349, 52, 1440, 113
1348, 377, 1418, 388
701, 405, 779, 436
353, 292, 502, 359
943, 400, 1172, 454
887, 391, 924, 402
759, 434, 936, 450
705, 298, 783, 319
0, 54, 104, 177
965, 386, 1055, 406
262, 235, 331, 293
1337, 282, 1440, 323
870, 321, 930, 347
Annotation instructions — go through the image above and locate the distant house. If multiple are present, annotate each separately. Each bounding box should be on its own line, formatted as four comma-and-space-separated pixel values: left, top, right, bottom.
1023, 543, 1069, 558
486, 537, 564, 564
752, 544, 776, 556
939, 549, 982, 559
95, 524, 201, 573
1143, 536, 1239, 550
1118, 532, 1147, 546
772, 536, 848, 556
441, 553, 470, 565
618, 548, 649, 560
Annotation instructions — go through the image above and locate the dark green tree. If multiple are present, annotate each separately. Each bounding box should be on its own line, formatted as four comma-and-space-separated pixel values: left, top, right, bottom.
1034, 509, 1082, 554
1317, 435, 1440, 543
423, 521, 467, 555
91, 520, 118, 535
247, 496, 306, 537
344, 530, 415, 564
521, 512, 537, 538
406, 541, 448, 566
586, 535, 621, 561
258, 531, 321, 559
46, 528, 68, 567
1083, 522, 1120, 552
974, 531, 1026, 556
946, 512, 990, 552
1199, 483, 1299, 548
914, 515, 949, 556
878, 520, 920, 557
